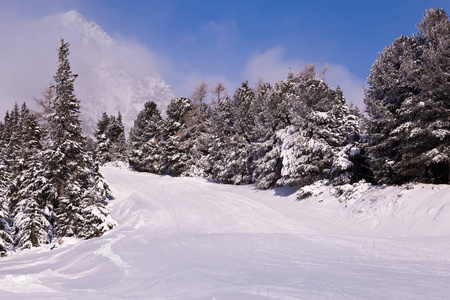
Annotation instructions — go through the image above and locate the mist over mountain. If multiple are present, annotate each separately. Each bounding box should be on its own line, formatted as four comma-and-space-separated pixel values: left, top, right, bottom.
52, 11, 175, 135
0, 10, 175, 135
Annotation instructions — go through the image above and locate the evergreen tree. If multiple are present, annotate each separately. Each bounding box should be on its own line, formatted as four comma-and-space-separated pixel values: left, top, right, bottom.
208, 82, 256, 184
11, 105, 50, 249
160, 97, 192, 175
95, 112, 127, 164
94, 112, 112, 164
276, 74, 349, 187
179, 82, 211, 176
129, 101, 164, 173
0, 150, 12, 253
108, 112, 128, 162
394, 9, 450, 183
365, 9, 450, 184
0, 112, 14, 253
364, 35, 417, 184
44, 39, 114, 239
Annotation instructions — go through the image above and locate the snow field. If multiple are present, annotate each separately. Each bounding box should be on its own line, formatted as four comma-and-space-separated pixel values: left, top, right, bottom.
0, 166, 449, 299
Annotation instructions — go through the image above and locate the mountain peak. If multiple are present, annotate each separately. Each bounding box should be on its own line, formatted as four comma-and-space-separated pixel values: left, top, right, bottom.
55, 10, 114, 47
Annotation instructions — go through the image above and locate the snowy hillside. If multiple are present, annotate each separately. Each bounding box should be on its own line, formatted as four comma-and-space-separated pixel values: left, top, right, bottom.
49, 10, 175, 135
0, 166, 449, 299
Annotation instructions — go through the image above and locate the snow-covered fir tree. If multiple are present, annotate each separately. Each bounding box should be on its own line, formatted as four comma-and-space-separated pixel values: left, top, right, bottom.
365, 9, 450, 184
179, 82, 211, 176
0, 128, 13, 253
11, 104, 50, 249
252, 78, 294, 189
108, 112, 128, 162
95, 112, 127, 164
94, 112, 112, 163
160, 97, 192, 175
274, 70, 350, 187
44, 39, 115, 239
128, 101, 164, 173
208, 82, 256, 184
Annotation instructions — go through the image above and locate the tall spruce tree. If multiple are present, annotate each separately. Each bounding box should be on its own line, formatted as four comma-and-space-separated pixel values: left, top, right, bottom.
208, 82, 256, 184
94, 112, 112, 164
0, 112, 14, 253
365, 9, 450, 184
129, 101, 164, 173
108, 112, 127, 162
160, 97, 192, 175
179, 83, 211, 176
0, 128, 13, 253
11, 104, 50, 249
94, 112, 127, 164
44, 39, 115, 239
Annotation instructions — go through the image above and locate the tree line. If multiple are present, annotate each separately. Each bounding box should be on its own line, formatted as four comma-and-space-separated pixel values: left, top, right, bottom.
117, 9, 448, 187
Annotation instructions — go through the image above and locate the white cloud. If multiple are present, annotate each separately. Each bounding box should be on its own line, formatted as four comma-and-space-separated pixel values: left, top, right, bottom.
326, 64, 366, 111
0, 10, 175, 134
243, 47, 304, 84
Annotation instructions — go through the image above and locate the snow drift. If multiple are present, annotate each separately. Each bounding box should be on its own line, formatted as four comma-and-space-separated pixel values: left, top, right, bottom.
0, 166, 449, 299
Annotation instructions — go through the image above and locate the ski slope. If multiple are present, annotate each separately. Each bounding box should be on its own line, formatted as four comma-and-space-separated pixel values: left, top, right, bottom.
0, 166, 450, 299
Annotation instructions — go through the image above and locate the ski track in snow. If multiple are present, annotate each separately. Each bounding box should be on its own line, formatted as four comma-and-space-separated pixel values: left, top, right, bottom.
0, 166, 450, 299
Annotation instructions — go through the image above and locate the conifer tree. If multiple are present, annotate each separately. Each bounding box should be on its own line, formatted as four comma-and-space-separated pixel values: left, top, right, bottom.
44, 39, 114, 239
0, 152, 12, 253
365, 9, 450, 184
0, 112, 14, 253
108, 112, 128, 162
11, 104, 50, 249
95, 112, 127, 164
209, 82, 256, 184
94, 112, 112, 164
129, 101, 164, 173
160, 97, 192, 175
252, 78, 295, 188
179, 82, 211, 176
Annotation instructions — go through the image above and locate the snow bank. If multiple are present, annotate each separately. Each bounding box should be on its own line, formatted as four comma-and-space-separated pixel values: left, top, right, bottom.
297, 181, 450, 237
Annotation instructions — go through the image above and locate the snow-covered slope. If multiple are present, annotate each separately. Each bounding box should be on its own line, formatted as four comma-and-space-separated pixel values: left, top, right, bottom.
48, 11, 175, 135
0, 167, 449, 299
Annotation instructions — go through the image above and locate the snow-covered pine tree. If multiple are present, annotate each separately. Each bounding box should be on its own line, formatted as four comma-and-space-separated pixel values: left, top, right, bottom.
329, 93, 373, 185
0, 119, 13, 253
208, 82, 256, 184
393, 9, 450, 184
276, 71, 350, 187
44, 39, 114, 239
3, 104, 22, 181
0, 167, 12, 253
365, 9, 450, 184
364, 35, 418, 184
108, 112, 127, 162
94, 112, 112, 164
252, 78, 294, 189
179, 82, 211, 176
160, 97, 192, 175
95, 112, 128, 164
129, 101, 164, 173
208, 95, 234, 182
11, 104, 50, 249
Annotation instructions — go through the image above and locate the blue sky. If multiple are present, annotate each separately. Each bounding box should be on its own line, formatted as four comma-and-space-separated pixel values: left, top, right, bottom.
2, 0, 450, 111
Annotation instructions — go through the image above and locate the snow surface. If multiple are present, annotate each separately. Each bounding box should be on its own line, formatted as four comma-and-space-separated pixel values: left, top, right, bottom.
0, 166, 450, 299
